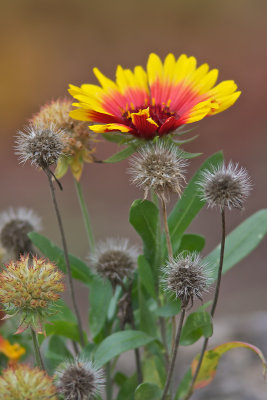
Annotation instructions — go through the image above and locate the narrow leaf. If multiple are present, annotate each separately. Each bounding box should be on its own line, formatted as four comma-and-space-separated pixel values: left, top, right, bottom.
94, 330, 154, 367
191, 341, 267, 390
135, 383, 162, 400
129, 200, 160, 272
104, 144, 138, 163
138, 255, 157, 300
205, 209, 267, 281
29, 232, 94, 286
178, 234, 205, 254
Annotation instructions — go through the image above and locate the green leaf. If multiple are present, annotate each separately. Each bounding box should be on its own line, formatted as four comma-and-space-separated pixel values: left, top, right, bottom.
155, 298, 181, 317
47, 299, 76, 323
45, 336, 73, 373
28, 232, 94, 286
89, 277, 113, 339
180, 312, 213, 346
138, 255, 157, 300
191, 341, 267, 390
168, 152, 223, 255
205, 209, 267, 281
129, 200, 160, 271
178, 234, 205, 254
179, 150, 202, 159
138, 279, 157, 336
135, 383, 162, 400
94, 330, 154, 367
143, 355, 166, 388
45, 321, 87, 344
117, 374, 137, 400
175, 368, 192, 399
102, 132, 132, 144
104, 144, 139, 163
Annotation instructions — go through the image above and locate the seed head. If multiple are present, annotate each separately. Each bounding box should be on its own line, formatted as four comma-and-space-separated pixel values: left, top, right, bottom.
161, 252, 210, 308
0, 255, 65, 332
56, 358, 104, 400
15, 123, 65, 169
89, 238, 138, 286
0, 364, 57, 400
198, 162, 252, 210
0, 208, 41, 259
31, 99, 97, 181
129, 143, 187, 201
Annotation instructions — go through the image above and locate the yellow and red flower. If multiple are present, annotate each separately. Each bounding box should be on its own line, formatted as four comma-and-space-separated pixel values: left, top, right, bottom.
69, 53, 241, 140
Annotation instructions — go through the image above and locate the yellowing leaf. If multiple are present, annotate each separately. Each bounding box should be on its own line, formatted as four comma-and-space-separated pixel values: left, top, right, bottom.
192, 341, 267, 390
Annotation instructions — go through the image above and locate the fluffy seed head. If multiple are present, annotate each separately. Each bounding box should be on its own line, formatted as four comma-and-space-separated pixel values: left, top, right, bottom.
0, 364, 57, 400
15, 123, 65, 169
0, 255, 64, 332
89, 238, 138, 286
56, 358, 104, 400
129, 143, 187, 201
161, 252, 210, 308
198, 162, 252, 210
31, 99, 97, 181
0, 208, 41, 259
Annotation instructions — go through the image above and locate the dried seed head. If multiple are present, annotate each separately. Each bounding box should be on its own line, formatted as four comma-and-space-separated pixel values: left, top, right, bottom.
31, 99, 97, 181
15, 123, 65, 169
161, 252, 210, 308
0, 208, 41, 259
56, 358, 104, 400
89, 238, 138, 286
198, 162, 252, 210
0, 364, 57, 400
129, 143, 187, 201
0, 255, 64, 332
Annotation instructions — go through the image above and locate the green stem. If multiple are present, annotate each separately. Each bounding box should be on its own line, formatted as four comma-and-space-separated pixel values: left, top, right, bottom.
74, 180, 95, 253
105, 362, 112, 400
31, 327, 45, 370
183, 208, 226, 400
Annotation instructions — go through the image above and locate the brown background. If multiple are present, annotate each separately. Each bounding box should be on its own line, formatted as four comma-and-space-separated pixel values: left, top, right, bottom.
1, 0, 267, 318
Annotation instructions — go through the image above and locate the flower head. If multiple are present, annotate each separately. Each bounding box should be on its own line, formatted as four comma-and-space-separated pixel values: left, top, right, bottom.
0, 335, 25, 362
198, 162, 252, 210
56, 358, 104, 400
0, 255, 64, 333
15, 123, 65, 169
129, 142, 187, 201
0, 364, 57, 400
89, 238, 138, 286
31, 99, 97, 180
69, 52, 241, 140
0, 208, 41, 259
162, 252, 210, 308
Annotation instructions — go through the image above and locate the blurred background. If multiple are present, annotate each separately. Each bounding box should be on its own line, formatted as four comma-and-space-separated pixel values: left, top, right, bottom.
0, 2, 267, 393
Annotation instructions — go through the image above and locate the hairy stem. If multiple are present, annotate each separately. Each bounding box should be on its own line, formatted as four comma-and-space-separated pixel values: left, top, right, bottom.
74, 180, 95, 253
184, 208, 226, 400
31, 327, 45, 370
161, 308, 186, 400
161, 198, 173, 259
105, 362, 112, 400
45, 169, 85, 347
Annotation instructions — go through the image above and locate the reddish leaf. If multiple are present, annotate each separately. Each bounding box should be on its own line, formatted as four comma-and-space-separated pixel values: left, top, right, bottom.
192, 341, 266, 390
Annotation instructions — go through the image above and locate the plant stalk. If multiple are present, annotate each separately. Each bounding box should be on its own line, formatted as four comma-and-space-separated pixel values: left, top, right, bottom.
74, 180, 95, 253
184, 208, 226, 400
31, 327, 45, 370
45, 168, 85, 347
161, 307, 186, 400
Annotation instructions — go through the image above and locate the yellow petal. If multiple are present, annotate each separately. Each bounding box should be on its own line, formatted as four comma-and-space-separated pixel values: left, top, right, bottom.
90, 123, 131, 133
147, 53, 163, 85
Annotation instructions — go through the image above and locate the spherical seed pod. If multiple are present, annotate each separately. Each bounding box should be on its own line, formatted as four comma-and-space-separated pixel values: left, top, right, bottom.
56, 358, 104, 400
15, 123, 65, 169
0, 364, 57, 400
129, 143, 187, 201
0, 255, 65, 332
162, 252, 210, 308
89, 238, 138, 287
198, 162, 252, 210
0, 208, 41, 259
